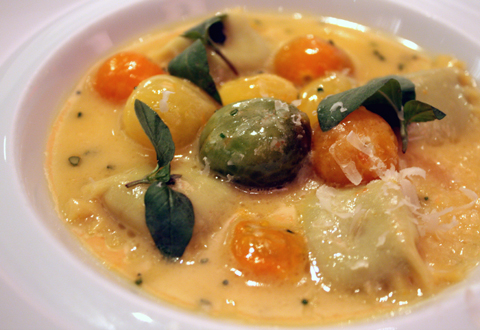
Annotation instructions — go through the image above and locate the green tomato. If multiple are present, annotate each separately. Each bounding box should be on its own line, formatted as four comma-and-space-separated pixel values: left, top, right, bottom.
199, 98, 311, 188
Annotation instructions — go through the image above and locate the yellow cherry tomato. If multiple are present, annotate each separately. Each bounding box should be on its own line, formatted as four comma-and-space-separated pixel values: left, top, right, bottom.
219, 73, 298, 105
123, 75, 219, 150
297, 72, 356, 124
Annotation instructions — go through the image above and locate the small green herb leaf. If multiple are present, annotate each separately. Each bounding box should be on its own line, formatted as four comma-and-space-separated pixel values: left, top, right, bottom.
134, 99, 175, 167
399, 99, 446, 152
182, 14, 236, 76
168, 39, 222, 104
68, 156, 81, 166
183, 14, 227, 45
145, 182, 194, 258
362, 75, 415, 124
404, 100, 446, 124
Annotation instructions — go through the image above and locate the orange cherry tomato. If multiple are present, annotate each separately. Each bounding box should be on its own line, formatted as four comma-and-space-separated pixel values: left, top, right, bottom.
93, 52, 165, 102
311, 106, 399, 186
231, 220, 308, 281
274, 35, 354, 86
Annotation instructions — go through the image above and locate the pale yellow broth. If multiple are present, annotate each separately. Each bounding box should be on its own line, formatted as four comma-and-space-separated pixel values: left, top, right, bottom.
45, 10, 480, 326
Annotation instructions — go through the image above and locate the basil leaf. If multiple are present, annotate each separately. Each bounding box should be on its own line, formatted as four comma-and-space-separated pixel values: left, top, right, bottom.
362, 75, 415, 127
127, 101, 196, 260
404, 100, 446, 124
399, 100, 446, 152
183, 14, 227, 45
168, 39, 222, 104
317, 75, 445, 152
134, 99, 175, 167
145, 182, 194, 258
365, 75, 416, 107
317, 76, 412, 131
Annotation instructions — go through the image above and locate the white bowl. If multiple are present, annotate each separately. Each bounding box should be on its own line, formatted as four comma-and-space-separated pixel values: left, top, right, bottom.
2, 0, 480, 329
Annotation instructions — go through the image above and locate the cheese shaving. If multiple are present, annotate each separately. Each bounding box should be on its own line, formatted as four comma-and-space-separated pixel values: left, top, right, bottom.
329, 140, 363, 185
291, 99, 302, 107
350, 260, 369, 270
200, 157, 210, 175
330, 101, 348, 113
380, 167, 477, 235
346, 131, 387, 177
274, 99, 289, 113
291, 113, 303, 126
316, 164, 476, 236
376, 231, 388, 247
315, 185, 356, 219
417, 188, 478, 235
158, 91, 174, 113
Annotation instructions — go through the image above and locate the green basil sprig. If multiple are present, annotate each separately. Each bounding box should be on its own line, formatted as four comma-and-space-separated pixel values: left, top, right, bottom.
168, 39, 222, 104
168, 14, 237, 105
183, 14, 238, 76
144, 181, 194, 258
317, 75, 446, 152
126, 99, 194, 258
183, 14, 227, 45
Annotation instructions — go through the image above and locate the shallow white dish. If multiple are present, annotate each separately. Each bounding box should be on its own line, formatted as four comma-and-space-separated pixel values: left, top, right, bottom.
2, 0, 480, 329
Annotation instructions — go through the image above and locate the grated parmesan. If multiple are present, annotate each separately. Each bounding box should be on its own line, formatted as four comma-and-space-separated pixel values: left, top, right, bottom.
158, 90, 174, 113
329, 140, 363, 185
330, 101, 348, 113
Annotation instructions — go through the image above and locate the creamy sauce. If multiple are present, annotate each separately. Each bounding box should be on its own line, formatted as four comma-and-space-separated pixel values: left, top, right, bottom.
45, 10, 480, 326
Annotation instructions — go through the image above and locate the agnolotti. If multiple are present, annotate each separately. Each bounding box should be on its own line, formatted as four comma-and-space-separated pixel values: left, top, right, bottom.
407, 67, 473, 143
301, 173, 432, 293
78, 163, 240, 252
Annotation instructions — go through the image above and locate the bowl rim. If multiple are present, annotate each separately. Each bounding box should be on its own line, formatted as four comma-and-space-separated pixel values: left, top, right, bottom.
2, 0, 480, 329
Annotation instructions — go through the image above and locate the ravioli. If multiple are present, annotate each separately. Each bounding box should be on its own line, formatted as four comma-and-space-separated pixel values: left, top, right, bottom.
407, 67, 473, 143
301, 174, 432, 292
